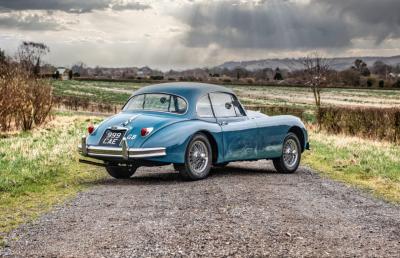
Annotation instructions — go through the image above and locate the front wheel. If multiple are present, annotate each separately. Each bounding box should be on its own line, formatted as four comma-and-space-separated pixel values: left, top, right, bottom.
177, 133, 212, 180
106, 165, 137, 179
273, 133, 301, 174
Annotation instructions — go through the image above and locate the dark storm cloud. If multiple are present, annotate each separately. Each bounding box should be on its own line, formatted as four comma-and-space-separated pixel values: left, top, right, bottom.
314, 0, 400, 43
317, 0, 400, 25
177, 0, 400, 50
0, 14, 62, 30
0, 0, 151, 13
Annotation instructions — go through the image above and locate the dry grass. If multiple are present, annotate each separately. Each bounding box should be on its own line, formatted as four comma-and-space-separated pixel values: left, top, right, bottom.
304, 129, 400, 203
0, 114, 105, 243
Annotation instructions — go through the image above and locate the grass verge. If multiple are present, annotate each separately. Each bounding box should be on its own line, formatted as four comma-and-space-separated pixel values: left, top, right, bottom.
0, 114, 106, 245
303, 129, 400, 203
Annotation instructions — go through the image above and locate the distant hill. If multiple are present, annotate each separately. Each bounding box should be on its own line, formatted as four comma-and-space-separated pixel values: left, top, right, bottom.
217, 56, 400, 71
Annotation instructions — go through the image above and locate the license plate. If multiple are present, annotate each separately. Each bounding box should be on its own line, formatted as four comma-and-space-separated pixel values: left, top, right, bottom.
99, 130, 126, 146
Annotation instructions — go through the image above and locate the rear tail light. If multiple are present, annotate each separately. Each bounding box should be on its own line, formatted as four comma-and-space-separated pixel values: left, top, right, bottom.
88, 124, 95, 134
140, 127, 153, 137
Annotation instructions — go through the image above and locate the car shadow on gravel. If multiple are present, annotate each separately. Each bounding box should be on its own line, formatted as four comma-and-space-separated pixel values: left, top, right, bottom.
210, 165, 277, 177
99, 171, 183, 186
97, 164, 279, 186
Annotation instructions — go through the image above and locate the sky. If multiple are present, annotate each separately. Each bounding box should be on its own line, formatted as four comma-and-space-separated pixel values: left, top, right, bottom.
0, 0, 399, 70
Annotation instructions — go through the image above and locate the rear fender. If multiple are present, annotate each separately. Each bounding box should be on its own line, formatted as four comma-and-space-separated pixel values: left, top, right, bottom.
140, 120, 223, 164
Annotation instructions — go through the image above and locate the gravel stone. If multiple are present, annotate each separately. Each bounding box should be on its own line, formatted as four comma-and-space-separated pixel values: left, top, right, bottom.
1, 160, 399, 257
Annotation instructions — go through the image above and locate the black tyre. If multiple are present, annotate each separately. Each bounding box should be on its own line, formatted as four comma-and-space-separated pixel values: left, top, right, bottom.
177, 133, 212, 180
106, 165, 137, 179
173, 163, 183, 171
273, 133, 301, 174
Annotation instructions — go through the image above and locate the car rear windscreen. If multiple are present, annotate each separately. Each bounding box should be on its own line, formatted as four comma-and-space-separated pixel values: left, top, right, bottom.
123, 93, 187, 114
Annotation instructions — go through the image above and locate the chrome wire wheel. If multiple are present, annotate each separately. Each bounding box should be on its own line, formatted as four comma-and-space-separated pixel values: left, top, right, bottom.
178, 133, 212, 180
188, 140, 209, 175
282, 138, 299, 169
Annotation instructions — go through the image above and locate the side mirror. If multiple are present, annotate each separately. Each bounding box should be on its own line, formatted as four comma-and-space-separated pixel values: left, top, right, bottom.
225, 102, 232, 109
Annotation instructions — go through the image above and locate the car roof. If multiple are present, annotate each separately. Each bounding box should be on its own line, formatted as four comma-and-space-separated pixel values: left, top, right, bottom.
132, 82, 234, 100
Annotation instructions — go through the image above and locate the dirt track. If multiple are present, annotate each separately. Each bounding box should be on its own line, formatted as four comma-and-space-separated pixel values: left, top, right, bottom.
1, 161, 400, 257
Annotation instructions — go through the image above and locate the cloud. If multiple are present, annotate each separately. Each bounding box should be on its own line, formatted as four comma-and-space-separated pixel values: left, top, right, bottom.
0, 13, 63, 31
317, 0, 400, 26
176, 0, 400, 50
111, 1, 151, 11
0, 0, 151, 13
314, 0, 400, 43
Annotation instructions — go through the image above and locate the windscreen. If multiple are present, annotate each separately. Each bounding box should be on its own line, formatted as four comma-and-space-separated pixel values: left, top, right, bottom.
123, 93, 187, 114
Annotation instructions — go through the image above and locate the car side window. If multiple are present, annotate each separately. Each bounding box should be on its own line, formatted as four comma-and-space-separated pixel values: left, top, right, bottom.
209, 92, 237, 118
174, 96, 187, 114
196, 95, 214, 118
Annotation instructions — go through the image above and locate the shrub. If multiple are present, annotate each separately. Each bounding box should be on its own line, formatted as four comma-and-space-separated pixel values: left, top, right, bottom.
53, 95, 89, 111
317, 107, 400, 143
339, 69, 360, 86
392, 80, 400, 88
246, 78, 255, 84
52, 95, 120, 114
0, 63, 53, 131
366, 77, 375, 87
150, 75, 164, 80
379, 80, 385, 88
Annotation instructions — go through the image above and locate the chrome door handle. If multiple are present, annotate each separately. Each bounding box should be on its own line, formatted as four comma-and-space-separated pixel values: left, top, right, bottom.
219, 121, 229, 126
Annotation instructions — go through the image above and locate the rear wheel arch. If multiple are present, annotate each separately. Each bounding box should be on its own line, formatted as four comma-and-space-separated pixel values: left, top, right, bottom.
195, 130, 218, 164
288, 126, 305, 152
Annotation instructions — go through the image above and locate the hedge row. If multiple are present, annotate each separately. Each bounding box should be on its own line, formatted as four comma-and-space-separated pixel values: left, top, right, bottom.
317, 107, 400, 143
53, 95, 120, 114
245, 105, 306, 120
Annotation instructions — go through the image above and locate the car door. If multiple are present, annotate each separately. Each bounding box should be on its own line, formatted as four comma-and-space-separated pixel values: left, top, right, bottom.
209, 92, 259, 161
253, 116, 288, 159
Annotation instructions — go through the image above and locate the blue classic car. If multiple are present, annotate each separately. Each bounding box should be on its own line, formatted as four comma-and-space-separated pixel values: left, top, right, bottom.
79, 82, 309, 180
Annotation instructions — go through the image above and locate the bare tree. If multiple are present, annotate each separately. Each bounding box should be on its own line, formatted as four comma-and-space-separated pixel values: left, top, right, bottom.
17, 41, 50, 76
71, 61, 87, 76
0, 48, 6, 64
299, 52, 332, 109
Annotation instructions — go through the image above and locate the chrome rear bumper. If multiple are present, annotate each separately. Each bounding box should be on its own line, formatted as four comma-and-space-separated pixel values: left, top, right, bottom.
78, 136, 166, 160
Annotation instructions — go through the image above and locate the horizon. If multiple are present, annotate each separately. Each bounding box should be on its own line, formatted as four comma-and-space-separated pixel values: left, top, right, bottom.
1, 0, 400, 70
50, 55, 400, 73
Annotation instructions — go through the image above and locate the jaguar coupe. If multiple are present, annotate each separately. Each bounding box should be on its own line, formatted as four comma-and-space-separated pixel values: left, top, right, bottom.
79, 82, 309, 180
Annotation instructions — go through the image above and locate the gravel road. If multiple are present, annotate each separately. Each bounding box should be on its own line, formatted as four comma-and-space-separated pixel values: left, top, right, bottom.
2, 161, 400, 257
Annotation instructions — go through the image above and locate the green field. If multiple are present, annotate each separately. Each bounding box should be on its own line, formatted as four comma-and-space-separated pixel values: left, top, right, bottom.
52, 80, 147, 104
52, 80, 400, 109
